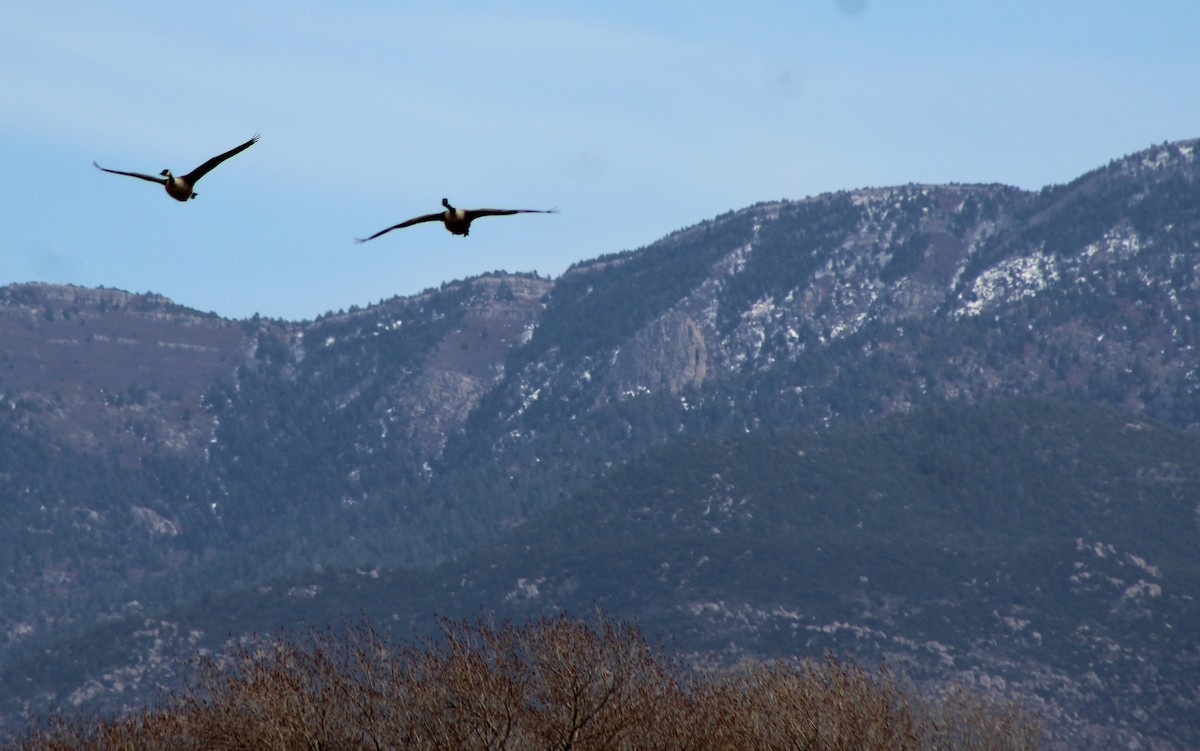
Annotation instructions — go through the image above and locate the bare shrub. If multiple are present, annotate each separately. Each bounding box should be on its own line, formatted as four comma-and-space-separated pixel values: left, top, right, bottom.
8, 612, 1041, 751
710, 656, 923, 750
926, 684, 1042, 751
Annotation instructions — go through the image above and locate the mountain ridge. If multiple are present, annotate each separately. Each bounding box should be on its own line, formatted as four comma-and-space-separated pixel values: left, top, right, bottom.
3, 137, 1199, 748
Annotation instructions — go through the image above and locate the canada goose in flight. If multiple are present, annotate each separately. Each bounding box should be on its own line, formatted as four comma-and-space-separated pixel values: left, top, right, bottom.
356, 198, 557, 242
93, 134, 260, 201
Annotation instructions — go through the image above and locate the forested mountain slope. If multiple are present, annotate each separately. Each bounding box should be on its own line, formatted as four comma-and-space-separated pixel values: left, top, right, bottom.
7, 401, 1196, 749
3, 138, 1199, 748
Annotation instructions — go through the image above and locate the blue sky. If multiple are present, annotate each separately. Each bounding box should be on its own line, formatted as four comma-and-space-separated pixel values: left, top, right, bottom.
3, 1, 1198, 321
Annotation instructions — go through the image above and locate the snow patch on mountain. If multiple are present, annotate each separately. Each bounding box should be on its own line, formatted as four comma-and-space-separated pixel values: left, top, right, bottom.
955, 251, 1060, 318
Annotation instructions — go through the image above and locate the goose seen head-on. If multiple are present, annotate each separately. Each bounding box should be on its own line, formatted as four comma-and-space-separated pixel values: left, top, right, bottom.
356, 198, 558, 243
93, 134, 260, 201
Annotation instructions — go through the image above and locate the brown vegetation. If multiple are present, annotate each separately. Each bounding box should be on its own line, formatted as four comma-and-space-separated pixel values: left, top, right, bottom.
11, 612, 1040, 751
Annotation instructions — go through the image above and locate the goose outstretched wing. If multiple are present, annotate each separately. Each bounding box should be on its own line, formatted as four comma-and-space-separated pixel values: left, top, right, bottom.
463, 207, 558, 221
355, 212, 445, 243
92, 162, 167, 185
180, 134, 260, 184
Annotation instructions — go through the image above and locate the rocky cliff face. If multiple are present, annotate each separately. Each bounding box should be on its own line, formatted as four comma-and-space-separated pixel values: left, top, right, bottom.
479, 140, 1199, 444
0, 275, 551, 467
285, 275, 551, 467
0, 284, 245, 462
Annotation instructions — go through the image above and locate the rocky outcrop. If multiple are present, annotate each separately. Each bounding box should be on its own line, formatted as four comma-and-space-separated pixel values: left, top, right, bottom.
607, 310, 709, 398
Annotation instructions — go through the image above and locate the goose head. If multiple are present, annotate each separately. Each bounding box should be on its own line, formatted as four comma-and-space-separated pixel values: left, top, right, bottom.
160, 169, 173, 179
441, 198, 454, 211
